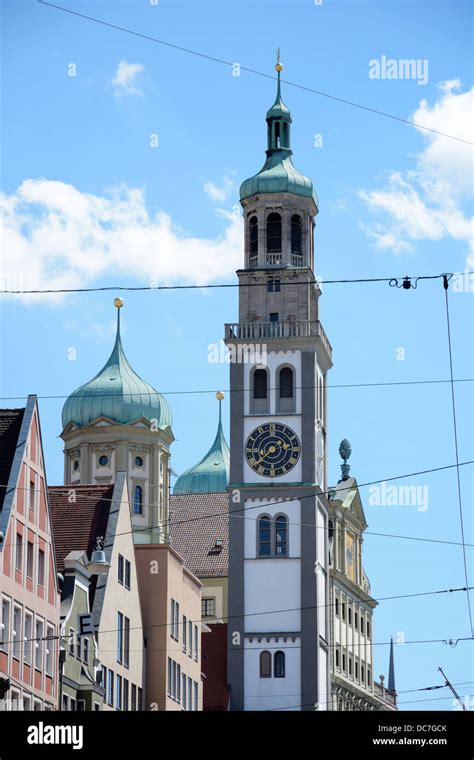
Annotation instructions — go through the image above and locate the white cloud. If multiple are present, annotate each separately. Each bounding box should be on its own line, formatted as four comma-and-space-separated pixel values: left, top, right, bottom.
203, 175, 235, 203
359, 81, 474, 264
0, 180, 243, 303
112, 60, 145, 98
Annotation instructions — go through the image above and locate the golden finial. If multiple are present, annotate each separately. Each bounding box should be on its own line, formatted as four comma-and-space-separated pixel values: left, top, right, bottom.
216, 391, 224, 401
275, 47, 283, 73
114, 297, 124, 309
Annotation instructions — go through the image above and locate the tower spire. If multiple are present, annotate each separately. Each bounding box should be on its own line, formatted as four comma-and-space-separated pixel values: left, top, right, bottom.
388, 637, 396, 692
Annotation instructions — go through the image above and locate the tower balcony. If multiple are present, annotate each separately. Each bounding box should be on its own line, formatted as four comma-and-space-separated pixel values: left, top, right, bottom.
224, 319, 332, 362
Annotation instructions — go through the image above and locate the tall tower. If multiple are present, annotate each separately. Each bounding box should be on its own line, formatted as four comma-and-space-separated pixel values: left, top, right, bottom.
225, 61, 333, 711
61, 299, 173, 544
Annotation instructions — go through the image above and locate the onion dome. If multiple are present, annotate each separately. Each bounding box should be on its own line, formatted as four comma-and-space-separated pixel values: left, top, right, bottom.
240, 60, 318, 207
61, 299, 172, 430
173, 393, 229, 494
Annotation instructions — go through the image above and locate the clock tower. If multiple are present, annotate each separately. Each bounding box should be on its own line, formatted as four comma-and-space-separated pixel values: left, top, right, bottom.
225, 61, 333, 711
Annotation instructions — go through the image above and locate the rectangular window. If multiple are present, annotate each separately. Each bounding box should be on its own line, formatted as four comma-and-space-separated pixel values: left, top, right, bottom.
131, 683, 137, 711
70, 698, 76, 711
124, 616, 130, 668
137, 688, 142, 711
348, 607, 352, 625
188, 620, 192, 656
348, 657, 353, 676
341, 602, 346, 621
183, 615, 187, 653
102, 666, 107, 697
1, 598, 11, 652
187, 677, 192, 711
107, 669, 114, 706
23, 695, 32, 711
29, 479, 35, 511
170, 600, 175, 639
202, 598, 216, 618
269, 312, 279, 322
361, 664, 365, 683
342, 653, 346, 673
116, 674, 122, 710
367, 667, 372, 686
335, 648, 340, 668
77, 700, 85, 712
193, 624, 198, 661
194, 682, 198, 712
177, 664, 181, 704
175, 602, 180, 641
123, 679, 129, 711
69, 628, 76, 657
35, 619, 44, 669
45, 625, 54, 675
125, 560, 131, 590
182, 673, 187, 710
335, 598, 339, 616
367, 619, 371, 638
117, 612, 123, 664
27, 542, 34, 579
24, 612, 33, 664
355, 612, 358, 630
118, 554, 124, 585
167, 657, 172, 696
38, 549, 45, 587
13, 607, 22, 659
15, 533, 23, 572
355, 661, 359, 679
172, 660, 177, 700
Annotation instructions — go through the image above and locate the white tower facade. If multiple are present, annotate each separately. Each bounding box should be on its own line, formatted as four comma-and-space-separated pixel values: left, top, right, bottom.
226, 64, 333, 710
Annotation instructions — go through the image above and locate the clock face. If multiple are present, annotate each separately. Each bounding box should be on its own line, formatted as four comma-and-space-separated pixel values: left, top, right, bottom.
245, 422, 301, 478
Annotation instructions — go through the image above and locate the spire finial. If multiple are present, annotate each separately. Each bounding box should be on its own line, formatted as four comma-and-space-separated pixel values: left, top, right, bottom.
114, 296, 124, 333
216, 391, 224, 425
275, 48, 283, 99
339, 439, 352, 481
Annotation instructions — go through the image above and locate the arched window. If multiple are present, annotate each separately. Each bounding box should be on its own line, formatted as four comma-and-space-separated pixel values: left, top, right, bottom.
274, 121, 281, 148
267, 277, 274, 293
279, 367, 293, 399
249, 216, 258, 256
291, 214, 302, 255
258, 516, 271, 556
266, 213, 282, 253
282, 122, 288, 147
274, 651, 285, 678
133, 485, 143, 515
274, 278, 281, 292
260, 651, 272, 678
275, 515, 288, 556
253, 369, 267, 400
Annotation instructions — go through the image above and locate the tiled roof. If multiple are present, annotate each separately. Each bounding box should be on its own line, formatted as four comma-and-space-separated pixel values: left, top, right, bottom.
0, 408, 25, 512
169, 492, 228, 578
49, 485, 114, 571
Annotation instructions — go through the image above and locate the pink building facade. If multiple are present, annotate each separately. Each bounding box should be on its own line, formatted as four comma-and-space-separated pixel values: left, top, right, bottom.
0, 395, 60, 710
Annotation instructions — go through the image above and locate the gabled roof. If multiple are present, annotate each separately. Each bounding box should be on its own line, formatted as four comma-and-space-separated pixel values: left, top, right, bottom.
169, 492, 228, 578
0, 408, 25, 512
331, 477, 368, 530
49, 484, 114, 572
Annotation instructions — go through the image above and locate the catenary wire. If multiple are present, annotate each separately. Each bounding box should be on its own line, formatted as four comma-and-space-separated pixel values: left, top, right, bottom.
36, 1, 472, 146
442, 277, 473, 634
1, 377, 473, 403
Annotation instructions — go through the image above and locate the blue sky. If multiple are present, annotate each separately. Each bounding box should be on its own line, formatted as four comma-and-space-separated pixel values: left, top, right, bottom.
1, 0, 473, 709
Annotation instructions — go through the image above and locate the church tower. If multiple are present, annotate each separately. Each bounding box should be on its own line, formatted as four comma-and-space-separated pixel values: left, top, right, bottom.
225, 61, 333, 711
61, 299, 173, 544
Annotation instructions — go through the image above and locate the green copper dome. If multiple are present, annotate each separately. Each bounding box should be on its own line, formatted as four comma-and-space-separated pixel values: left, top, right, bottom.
61, 304, 172, 430
173, 397, 229, 494
240, 66, 318, 206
